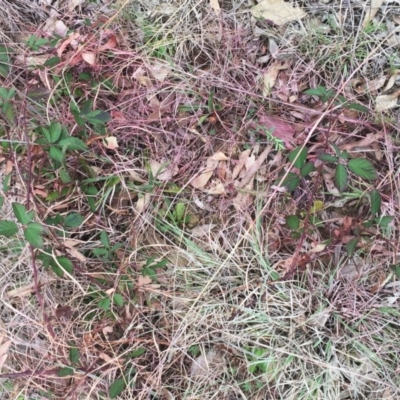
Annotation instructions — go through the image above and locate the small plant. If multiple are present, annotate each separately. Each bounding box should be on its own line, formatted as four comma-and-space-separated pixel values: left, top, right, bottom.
25, 34, 49, 51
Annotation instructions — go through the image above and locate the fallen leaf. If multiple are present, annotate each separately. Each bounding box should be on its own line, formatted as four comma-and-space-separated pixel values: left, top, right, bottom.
149, 159, 178, 181
375, 89, 400, 111
55, 20, 69, 37
237, 146, 271, 188
232, 149, 251, 180
190, 350, 224, 378
262, 59, 291, 95
149, 62, 171, 82
99, 30, 118, 51
340, 132, 382, 151
7, 283, 34, 298
82, 52, 96, 66
103, 136, 119, 150
257, 114, 295, 149
351, 76, 386, 94
252, 0, 306, 26
362, 0, 384, 28
135, 193, 151, 213
68, 0, 85, 12
57, 32, 80, 57
210, 0, 221, 16
191, 152, 228, 189
0, 340, 11, 372
191, 224, 216, 238
204, 179, 226, 195
137, 276, 152, 287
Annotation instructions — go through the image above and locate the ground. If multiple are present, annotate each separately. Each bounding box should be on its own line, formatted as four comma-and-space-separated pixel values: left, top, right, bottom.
1, 0, 400, 399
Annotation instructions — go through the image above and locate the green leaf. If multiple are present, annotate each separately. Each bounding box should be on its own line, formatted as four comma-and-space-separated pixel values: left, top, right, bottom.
390, 264, 400, 278
304, 86, 335, 102
24, 223, 44, 248
149, 259, 168, 269
55, 257, 73, 275
43, 56, 61, 67
330, 142, 342, 158
0, 196, 3, 208
98, 297, 111, 311
58, 137, 87, 151
335, 164, 348, 192
288, 146, 307, 168
348, 158, 377, 180
281, 172, 300, 192
174, 202, 186, 222
59, 168, 71, 184
100, 231, 110, 248
49, 146, 64, 163
300, 162, 315, 177
109, 378, 126, 399
346, 238, 358, 256
285, 215, 300, 231
57, 367, 74, 377
363, 219, 374, 228
69, 345, 80, 365
346, 102, 369, 113
12, 202, 34, 224
369, 189, 381, 216
318, 153, 338, 163
0, 220, 18, 236
64, 213, 84, 228
3, 172, 11, 192
113, 293, 124, 307
374, 216, 394, 228
84, 110, 111, 125
129, 348, 146, 358
341, 150, 351, 160
49, 122, 62, 143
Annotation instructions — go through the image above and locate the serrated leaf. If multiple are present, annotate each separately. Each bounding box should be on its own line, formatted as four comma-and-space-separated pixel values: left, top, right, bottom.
100, 231, 110, 248
109, 378, 126, 399
69, 346, 80, 365
282, 172, 300, 192
49, 122, 62, 143
49, 146, 64, 163
348, 158, 377, 180
285, 215, 300, 231
24, 223, 44, 248
98, 297, 111, 311
346, 237, 358, 256
334, 164, 348, 192
288, 146, 307, 168
374, 216, 394, 228
318, 153, 338, 163
300, 161, 315, 177
113, 293, 124, 307
341, 150, 350, 160
59, 137, 87, 151
369, 189, 381, 216
64, 213, 84, 228
0, 220, 18, 236
56, 257, 73, 274
58, 367, 74, 377
12, 202, 33, 224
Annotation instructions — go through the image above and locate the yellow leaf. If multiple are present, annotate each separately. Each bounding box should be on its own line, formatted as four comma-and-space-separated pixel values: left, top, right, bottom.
252, 0, 306, 26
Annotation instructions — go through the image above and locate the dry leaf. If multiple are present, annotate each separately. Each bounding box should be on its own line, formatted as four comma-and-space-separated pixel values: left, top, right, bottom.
190, 350, 224, 378
351, 76, 386, 94
137, 276, 152, 287
340, 132, 382, 151
135, 193, 151, 213
204, 179, 226, 195
191, 224, 216, 238
257, 114, 295, 149
375, 90, 400, 111
0, 340, 11, 372
232, 149, 251, 180
262, 59, 291, 95
362, 0, 384, 28
7, 283, 34, 298
210, 0, 221, 16
149, 62, 171, 82
99, 31, 118, 51
191, 152, 227, 189
57, 32, 80, 57
68, 0, 85, 12
237, 146, 271, 188
55, 20, 68, 37
82, 52, 96, 65
252, 0, 306, 26
149, 159, 178, 181
103, 136, 119, 150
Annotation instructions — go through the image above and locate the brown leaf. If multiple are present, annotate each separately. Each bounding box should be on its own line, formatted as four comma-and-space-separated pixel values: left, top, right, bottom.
257, 114, 295, 150
57, 32, 80, 57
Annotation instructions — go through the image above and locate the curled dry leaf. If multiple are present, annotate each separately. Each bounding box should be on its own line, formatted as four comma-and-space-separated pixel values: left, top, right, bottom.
191, 152, 228, 189
375, 90, 400, 111
232, 149, 251, 180
237, 146, 271, 188
149, 159, 179, 181
149, 62, 171, 82
252, 0, 306, 26
103, 136, 119, 150
351, 76, 386, 94
262, 59, 292, 96
57, 32, 80, 57
82, 52, 96, 66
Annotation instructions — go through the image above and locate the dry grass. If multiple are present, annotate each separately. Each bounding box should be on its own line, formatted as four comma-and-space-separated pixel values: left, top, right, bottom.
1, 0, 400, 399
